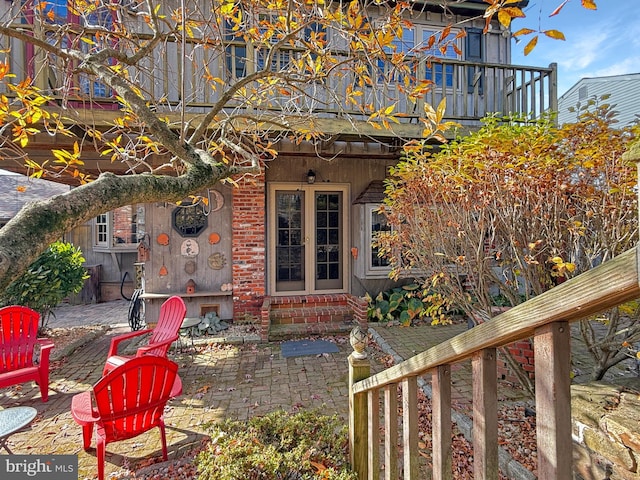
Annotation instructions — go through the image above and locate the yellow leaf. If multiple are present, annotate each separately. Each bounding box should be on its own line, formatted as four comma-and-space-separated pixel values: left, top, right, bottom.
581, 0, 597, 10
523, 35, 538, 56
543, 29, 566, 40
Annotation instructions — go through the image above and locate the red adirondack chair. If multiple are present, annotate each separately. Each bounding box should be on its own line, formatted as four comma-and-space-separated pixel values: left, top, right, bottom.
71, 356, 179, 480
102, 296, 186, 375
0, 306, 54, 402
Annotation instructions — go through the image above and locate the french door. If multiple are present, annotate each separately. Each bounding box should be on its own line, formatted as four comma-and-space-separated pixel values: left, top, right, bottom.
268, 183, 349, 295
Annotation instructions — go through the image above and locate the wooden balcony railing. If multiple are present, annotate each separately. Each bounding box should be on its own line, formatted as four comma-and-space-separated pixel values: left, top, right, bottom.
0, 29, 557, 129
348, 245, 640, 479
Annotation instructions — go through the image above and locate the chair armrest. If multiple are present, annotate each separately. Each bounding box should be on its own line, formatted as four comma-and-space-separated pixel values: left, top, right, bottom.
37, 338, 55, 366
107, 329, 152, 357
71, 391, 99, 425
135, 334, 179, 356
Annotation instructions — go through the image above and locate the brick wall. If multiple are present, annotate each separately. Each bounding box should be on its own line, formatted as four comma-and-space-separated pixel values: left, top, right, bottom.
232, 173, 266, 323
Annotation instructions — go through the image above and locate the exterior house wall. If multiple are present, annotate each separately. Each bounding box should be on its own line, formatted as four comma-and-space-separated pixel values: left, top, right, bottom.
558, 73, 640, 127
141, 186, 234, 323
265, 154, 400, 298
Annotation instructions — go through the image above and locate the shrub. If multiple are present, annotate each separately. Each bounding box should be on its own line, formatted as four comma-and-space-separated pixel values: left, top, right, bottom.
196, 409, 357, 480
1, 241, 88, 328
365, 283, 452, 326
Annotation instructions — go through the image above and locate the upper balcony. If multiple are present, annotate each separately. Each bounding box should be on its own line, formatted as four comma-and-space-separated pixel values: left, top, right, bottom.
0, 1, 556, 150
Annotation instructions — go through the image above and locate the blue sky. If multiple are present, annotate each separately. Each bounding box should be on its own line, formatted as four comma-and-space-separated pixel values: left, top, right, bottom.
511, 0, 640, 96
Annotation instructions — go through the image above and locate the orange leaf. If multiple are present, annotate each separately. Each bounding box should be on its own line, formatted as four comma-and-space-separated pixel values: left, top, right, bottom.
513, 28, 535, 37
502, 7, 525, 18
310, 461, 327, 473
582, 0, 597, 10
550, 0, 569, 17
543, 29, 566, 40
523, 35, 538, 56
16, 185, 27, 192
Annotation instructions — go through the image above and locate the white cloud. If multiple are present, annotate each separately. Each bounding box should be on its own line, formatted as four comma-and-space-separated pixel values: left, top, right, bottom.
556, 30, 608, 71
594, 57, 640, 77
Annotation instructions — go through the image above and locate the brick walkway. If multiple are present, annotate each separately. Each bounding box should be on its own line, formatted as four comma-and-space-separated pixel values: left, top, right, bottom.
1, 301, 637, 479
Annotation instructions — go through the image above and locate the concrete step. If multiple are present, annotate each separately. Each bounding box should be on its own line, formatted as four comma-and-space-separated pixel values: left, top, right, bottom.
268, 321, 355, 341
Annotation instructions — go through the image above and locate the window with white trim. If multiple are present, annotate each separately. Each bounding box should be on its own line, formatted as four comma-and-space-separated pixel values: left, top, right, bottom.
366, 204, 392, 275
93, 205, 142, 252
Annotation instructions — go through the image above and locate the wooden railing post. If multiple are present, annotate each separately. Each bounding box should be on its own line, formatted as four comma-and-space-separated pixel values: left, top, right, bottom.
473, 348, 498, 479
349, 326, 370, 480
535, 321, 571, 479
402, 376, 419, 480
432, 365, 452, 480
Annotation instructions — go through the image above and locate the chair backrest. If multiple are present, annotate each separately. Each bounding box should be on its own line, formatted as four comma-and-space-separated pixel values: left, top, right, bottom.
0, 306, 40, 374
93, 356, 178, 442
144, 296, 186, 357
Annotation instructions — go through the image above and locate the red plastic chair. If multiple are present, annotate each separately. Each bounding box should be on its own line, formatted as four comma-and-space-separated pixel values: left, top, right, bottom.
0, 306, 54, 402
71, 356, 179, 480
102, 296, 186, 375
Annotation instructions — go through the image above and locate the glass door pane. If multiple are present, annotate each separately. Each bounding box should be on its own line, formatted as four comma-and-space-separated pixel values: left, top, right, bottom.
275, 191, 305, 292
315, 192, 343, 290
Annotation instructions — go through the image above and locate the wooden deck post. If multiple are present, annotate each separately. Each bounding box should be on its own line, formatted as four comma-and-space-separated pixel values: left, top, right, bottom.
473, 348, 498, 479
349, 326, 371, 480
535, 322, 571, 479
432, 365, 452, 480
402, 376, 419, 480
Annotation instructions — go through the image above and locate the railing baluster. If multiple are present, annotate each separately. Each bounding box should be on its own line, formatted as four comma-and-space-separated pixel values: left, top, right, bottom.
432, 365, 452, 480
368, 389, 380, 480
401, 376, 418, 480
535, 321, 572, 479
473, 349, 498, 479
384, 384, 398, 480
349, 345, 371, 480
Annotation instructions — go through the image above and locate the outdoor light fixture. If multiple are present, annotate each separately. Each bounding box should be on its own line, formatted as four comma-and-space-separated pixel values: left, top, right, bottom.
307, 169, 316, 184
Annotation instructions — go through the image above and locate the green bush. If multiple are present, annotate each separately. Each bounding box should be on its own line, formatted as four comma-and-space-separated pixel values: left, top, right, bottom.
196, 409, 357, 480
365, 283, 452, 326
1, 241, 88, 328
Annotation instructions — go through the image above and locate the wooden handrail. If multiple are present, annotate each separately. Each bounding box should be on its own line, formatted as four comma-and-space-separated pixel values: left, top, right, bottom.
349, 245, 640, 480
353, 246, 640, 395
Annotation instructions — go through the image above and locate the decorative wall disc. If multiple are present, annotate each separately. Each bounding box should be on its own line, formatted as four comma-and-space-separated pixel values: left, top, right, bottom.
208, 232, 221, 244
184, 260, 197, 275
156, 233, 170, 246
208, 252, 227, 270
209, 189, 225, 213
180, 238, 199, 257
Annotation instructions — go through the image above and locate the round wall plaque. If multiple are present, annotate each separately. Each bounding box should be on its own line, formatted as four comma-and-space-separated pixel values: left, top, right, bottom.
184, 260, 197, 274
207, 252, 227, 270
180, 239, 199, 257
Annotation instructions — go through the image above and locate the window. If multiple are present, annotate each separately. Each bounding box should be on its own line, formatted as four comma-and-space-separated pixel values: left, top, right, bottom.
376, 25, 416, 84
94, 205, 142, 251
35, 0, 115, 99
422, 29, 461, 88
367, 205, 391, 272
